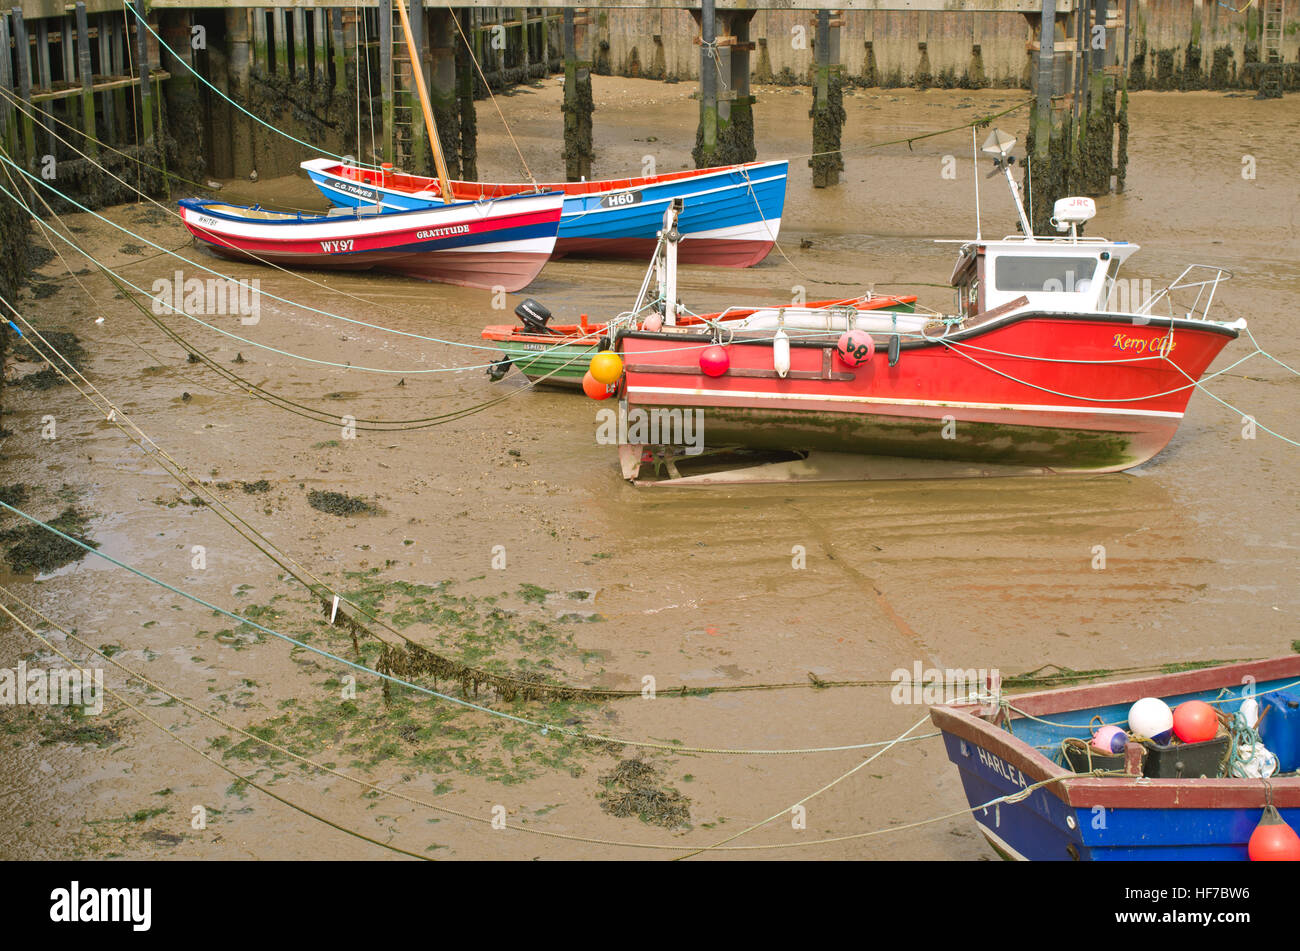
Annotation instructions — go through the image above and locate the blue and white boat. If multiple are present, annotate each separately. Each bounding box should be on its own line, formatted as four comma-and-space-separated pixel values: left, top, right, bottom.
929, 656, 1300, 860
300, 158, 788, 268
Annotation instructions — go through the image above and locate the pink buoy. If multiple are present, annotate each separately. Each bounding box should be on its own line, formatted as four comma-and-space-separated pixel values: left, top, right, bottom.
642, 313, 664, 333
699, 345, 730, 377
836, 330, 875, 367
1091, 725, 1127, 755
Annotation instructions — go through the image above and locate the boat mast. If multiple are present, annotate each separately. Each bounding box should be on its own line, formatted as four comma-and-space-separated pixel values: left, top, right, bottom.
395, 0, 455, 204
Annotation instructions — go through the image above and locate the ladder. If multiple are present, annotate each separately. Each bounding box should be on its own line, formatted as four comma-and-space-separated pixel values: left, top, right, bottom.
1259, 0, 1284, 98
389, 0, 416, 164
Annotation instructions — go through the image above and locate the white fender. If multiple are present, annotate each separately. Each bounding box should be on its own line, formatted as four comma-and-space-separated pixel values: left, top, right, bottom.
773, 328, 790, 378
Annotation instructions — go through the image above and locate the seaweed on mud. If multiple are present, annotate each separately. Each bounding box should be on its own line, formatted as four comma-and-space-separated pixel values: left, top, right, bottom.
12, 331, 85, 391
307, 490, 376, 517
597, 759, 691, 829
2, 506, 98, 574
0, 483, 30, 507
241, 480, 271, 494
26, 245, 54, 271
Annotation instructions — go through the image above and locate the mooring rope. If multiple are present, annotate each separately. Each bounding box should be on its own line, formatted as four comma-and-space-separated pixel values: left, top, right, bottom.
4, 588, 1098, 855
674, 712, 933, 859
0, 597, 435, 860
0, 495, 947, 756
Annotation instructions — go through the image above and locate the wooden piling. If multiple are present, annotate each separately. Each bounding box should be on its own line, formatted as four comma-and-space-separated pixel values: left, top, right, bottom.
695, 0, 718, 168
75, 3, 97, 159
293, 8, 307, 78
226, 7, 254, 180
11, 10, 36, 165
454, 9, 477, 180
110, 17, 127, 141
273, 8, 288, 75
410, 0, 427, 175
380, 0, 393, 165
34, 17, 53, 159
97, 13, 115, 138
0, 14, 15, 160
331, 8, 347, 95
313, 9, 328, 85
427, 8, 460, 179
134, 0, 154, 147
1029, 0, 1065, 230
810, 10, 843, 188
562, 8, 592, 181
252, 7, 268, 71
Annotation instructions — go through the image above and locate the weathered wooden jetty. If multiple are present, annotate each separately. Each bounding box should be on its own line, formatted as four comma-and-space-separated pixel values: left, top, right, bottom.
0, 1, 1290, 216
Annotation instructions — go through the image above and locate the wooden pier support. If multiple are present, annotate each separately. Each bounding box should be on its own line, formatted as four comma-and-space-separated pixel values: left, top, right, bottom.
313, 9, 328, 85
273, 9, 288, 75
12, 10, 36, 165
810, 10, 845, 188
74, 3, 97, 160
292, 8, 308, 79
1027, 0, 1066, 229
134, 0, 155, 148
97, 12, 116, 140
455, 9, 478, 180
0, 14, 15, 161
331, 8, 348, 96
692, 0, 718, 168
562, 8, 593, 181
226, 8, 255, 180
380, 0, 394, 164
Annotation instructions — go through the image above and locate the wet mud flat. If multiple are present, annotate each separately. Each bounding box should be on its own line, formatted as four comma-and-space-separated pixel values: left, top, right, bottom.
0, 80, 1297, 860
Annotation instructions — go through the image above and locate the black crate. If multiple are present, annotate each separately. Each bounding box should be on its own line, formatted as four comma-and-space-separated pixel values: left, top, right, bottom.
1061, 737, 1130, 774
1140, 733, 1230, 779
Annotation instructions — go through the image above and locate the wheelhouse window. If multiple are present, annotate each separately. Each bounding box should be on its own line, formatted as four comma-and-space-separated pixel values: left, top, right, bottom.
994, 256, 1100, 294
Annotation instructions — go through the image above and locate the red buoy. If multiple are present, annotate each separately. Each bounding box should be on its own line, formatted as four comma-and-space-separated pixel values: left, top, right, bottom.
582, 371, 615, 400
1248, 805, 1300, 861
1172, 700, 1219, 744
699, 345, 730, 377
836, 330, 875, 367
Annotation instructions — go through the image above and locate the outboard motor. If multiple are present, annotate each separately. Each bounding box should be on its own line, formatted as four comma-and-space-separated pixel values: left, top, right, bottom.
515, 298, 556, 335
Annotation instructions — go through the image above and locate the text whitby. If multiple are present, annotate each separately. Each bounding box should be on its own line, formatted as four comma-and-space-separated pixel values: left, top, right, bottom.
50, 882, 151, 932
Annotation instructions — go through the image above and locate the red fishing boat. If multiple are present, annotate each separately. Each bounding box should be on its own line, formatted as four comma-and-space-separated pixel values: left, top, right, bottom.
607, 131, 1246, 483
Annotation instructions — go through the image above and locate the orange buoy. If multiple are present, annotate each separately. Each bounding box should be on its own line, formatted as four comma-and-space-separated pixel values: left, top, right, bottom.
1172, 700, 1219, 744
589, 350, 624, 385
1248, 804, 1300, 861
582, 371, 615, 400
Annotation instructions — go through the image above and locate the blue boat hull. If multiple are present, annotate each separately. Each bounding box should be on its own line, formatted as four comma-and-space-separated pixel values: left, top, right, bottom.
302, 161, 789, 267
930, 661, 1300, 861
941, 731, 1300, 860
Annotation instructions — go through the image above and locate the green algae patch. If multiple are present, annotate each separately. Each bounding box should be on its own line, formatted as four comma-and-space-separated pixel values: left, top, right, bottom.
307, 490, 378, 517
2, 506, 98, 574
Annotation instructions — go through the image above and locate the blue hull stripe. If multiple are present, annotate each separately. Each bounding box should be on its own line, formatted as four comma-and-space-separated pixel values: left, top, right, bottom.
305, 164, 789, 243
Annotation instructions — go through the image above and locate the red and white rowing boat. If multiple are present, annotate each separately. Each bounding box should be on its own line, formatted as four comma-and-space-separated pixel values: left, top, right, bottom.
176, 191, 563, 292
